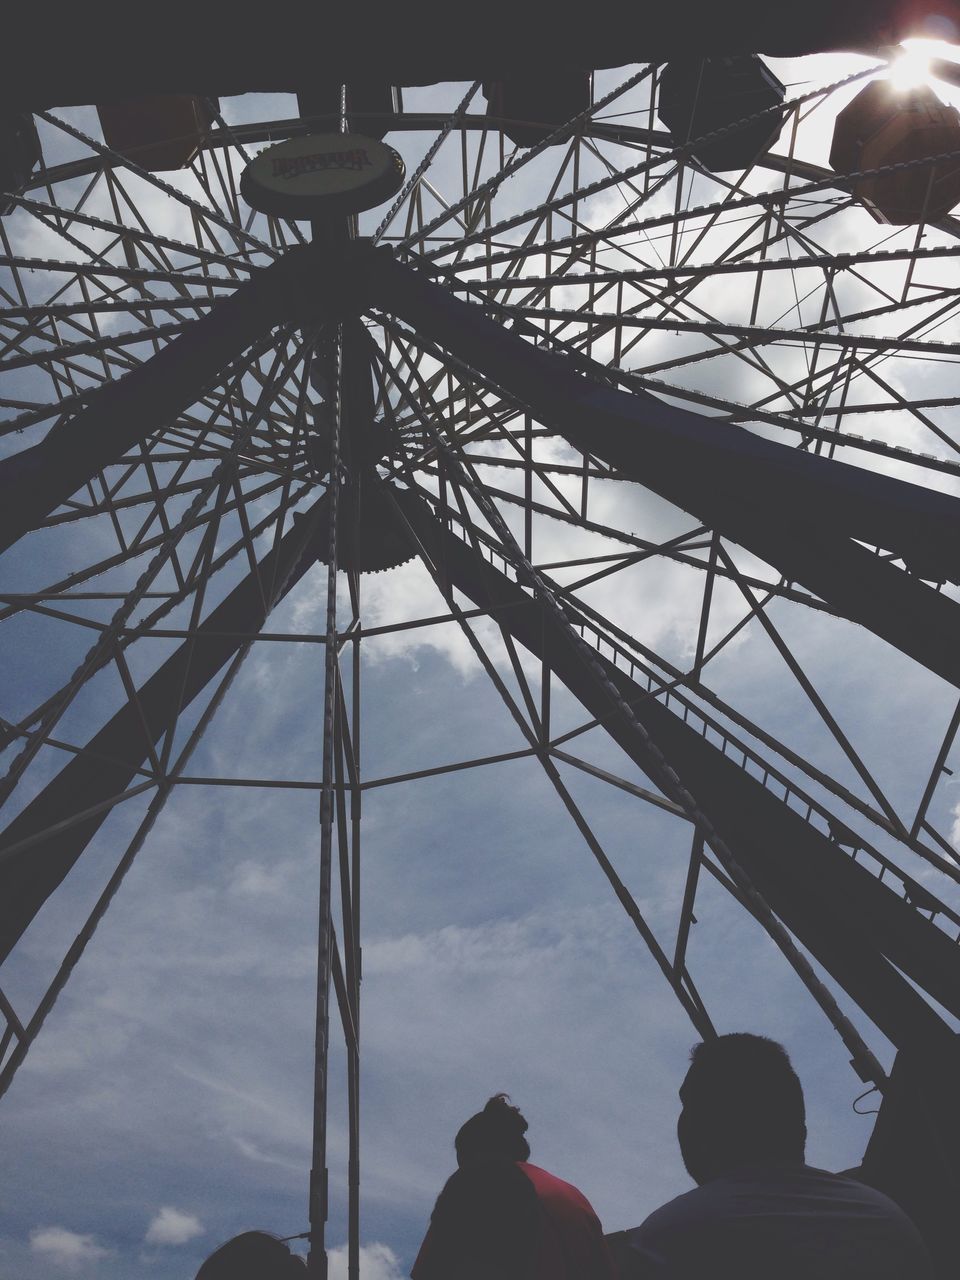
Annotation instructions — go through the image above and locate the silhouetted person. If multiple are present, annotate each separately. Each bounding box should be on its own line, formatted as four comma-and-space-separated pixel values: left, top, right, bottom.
621, 1033, 932, 1279
195, 1231, 305, 1279
412, 1093, 616, 1280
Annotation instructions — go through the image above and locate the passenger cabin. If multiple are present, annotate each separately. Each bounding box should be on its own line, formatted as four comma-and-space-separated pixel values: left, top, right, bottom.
831, 80, 960, 224
482, 72, 593, 148
0, 113, 40, 214
96, 95, 219, 172
658, 56, 785, 172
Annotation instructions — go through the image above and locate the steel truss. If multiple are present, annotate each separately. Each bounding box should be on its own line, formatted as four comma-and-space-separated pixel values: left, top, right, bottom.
2, 46, 960, 1278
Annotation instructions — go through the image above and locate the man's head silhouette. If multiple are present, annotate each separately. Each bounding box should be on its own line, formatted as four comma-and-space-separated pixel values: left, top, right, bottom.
678, 1033, 807, 1185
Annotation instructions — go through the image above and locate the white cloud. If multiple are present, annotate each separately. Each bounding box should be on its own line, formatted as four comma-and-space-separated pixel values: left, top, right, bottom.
144, 1207, 204, 1247
30, 1227, 110, 1271
229, 859, 289, 899
327, 1242, 404, 1280
358, 557, 497, 677
950, 801, 960, 850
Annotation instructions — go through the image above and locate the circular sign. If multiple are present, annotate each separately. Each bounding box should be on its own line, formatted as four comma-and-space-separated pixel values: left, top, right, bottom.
240, 132, 405, 219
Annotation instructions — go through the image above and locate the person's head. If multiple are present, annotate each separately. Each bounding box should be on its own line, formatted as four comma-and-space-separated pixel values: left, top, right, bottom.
195, 1231, 305, 1280
677, 1033, 807, 1185
455, 1094, 531, 1167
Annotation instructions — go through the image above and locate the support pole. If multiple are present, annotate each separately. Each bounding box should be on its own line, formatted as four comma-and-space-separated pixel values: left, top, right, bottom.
308, 323, 344, 1280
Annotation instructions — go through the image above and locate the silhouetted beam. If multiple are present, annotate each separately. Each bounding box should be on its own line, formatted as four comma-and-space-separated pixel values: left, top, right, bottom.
2, 3, 951, 107
862, 1042, 960, 1279
0, 246, 326, 556
370, 255, 960, 688
0, 497, 329, 964
392, 485, 958, 1052
373, 256, 960, 571
341, 317, 396, 466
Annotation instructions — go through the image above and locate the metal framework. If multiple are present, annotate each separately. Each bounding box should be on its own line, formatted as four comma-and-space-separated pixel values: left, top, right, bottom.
2, 36, 960, 1278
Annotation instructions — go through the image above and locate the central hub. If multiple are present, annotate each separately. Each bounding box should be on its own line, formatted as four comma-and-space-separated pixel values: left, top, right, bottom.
240, 131, 405, 219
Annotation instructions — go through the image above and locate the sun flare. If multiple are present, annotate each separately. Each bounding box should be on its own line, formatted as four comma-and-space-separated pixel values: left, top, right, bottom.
889, 47, 932, 91
887, 37, 960, 93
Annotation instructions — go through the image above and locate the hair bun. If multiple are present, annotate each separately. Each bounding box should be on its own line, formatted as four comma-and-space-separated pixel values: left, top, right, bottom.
456, 1094, 532, 1164
483, 1094, 528, 1135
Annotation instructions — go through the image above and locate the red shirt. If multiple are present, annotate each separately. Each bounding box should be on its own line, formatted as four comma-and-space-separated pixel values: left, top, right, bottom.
412, 1160, 616, 1280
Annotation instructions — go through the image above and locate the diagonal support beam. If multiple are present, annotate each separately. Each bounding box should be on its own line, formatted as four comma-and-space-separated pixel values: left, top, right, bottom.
368, 253, 960, 688
0, 494, 331, 964
0, 244, 336, 555
388, 482, 960, 1054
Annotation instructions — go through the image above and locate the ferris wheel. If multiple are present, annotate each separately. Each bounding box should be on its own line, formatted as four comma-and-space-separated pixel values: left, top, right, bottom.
1, 5, 960, 1277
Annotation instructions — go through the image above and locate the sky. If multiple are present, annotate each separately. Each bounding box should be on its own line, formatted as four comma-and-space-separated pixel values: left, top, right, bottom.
2, 42, 960, 1280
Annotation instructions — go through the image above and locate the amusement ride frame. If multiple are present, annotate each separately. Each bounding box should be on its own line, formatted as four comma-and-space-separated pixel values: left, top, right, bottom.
1, 7, 960, 1276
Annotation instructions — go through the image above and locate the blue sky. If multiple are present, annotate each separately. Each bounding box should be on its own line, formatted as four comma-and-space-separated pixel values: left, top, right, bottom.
0, 622, 917, 1280
2, 560, 956, 1278
2, 52, 960, 1280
